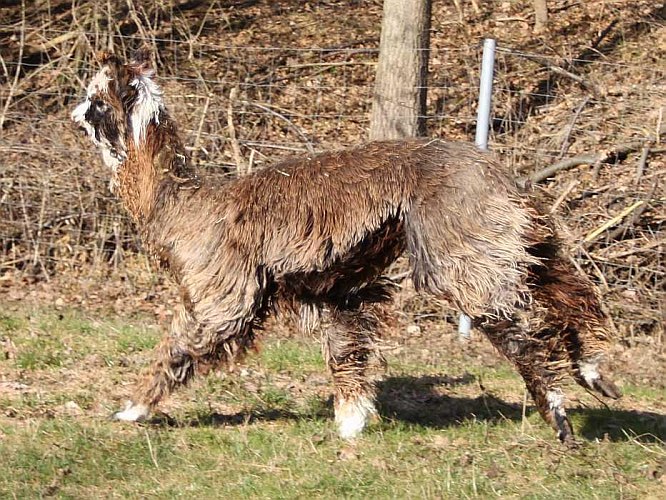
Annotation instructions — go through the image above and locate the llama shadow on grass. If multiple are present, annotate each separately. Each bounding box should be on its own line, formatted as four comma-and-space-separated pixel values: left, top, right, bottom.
376, 374, 666, 444
146, 373, 666, 444
147, 407, 312, 429
574, 407, 666, 443
376, 373, 524, 428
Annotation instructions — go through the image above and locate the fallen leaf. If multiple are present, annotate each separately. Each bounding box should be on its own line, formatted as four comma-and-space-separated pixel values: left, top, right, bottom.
337, 444, 360, 461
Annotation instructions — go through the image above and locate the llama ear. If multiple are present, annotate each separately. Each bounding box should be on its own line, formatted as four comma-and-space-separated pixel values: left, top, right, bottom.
126, 46, 164, 145
129, 47, 155, 78
94, 50, 129, 88
96, 51, 121, 70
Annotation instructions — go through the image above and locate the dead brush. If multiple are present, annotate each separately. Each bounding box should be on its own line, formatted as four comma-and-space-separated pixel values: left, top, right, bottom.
71, 49, 622, 445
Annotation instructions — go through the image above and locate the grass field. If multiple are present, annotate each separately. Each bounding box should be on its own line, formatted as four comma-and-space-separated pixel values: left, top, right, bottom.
1, 305, 665, 498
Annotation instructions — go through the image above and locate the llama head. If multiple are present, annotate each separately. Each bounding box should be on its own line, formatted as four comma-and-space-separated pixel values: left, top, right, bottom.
71, 49, 165, 172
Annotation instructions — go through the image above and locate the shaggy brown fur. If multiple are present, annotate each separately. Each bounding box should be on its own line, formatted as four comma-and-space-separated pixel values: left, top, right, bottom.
72, 50, 620, 445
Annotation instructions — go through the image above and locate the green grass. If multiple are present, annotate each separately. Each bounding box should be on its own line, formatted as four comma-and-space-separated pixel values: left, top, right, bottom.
1, 416, 663, 498
259, 339, 324, 374
0, 306, 665, 498
1, 308, 160, 370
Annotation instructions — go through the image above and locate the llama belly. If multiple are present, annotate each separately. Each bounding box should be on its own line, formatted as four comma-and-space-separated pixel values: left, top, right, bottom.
277, 218, 406, 303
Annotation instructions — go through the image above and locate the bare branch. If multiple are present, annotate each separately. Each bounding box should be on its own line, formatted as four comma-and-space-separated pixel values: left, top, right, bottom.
529, 141, 651, 184
500, 48, 601, 96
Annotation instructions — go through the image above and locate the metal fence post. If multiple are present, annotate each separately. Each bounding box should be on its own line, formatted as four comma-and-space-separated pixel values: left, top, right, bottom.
459, 38, 496, 339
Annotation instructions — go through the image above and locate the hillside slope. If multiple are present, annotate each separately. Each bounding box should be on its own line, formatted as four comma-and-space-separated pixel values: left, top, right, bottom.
0, 0, 663, 340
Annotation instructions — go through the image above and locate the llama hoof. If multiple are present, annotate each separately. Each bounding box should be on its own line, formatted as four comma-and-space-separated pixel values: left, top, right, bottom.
593, 376, 622, 400
335, 396, 377, 440
112, 401, 150, 422
556, 418, 577, 447
561, 433, 579, 449
547, 390, 577, 447
577, 361, 622, 399
555, 414, 577, 448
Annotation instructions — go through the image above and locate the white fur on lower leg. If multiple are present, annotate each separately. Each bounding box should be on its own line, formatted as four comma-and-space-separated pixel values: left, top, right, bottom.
578, 360, 601, 387
113, 401, 150, 422
546, 389, 568, 432
546, 390, 565, 414
335, 396, 376, 440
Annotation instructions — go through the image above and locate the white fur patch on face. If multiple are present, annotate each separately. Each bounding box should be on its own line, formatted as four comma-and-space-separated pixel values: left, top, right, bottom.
129, 73, 164, 145
101, 147, 123, 171
71, 99, 95, 141
113, 401, 150, 422
88, 67, 111, 97
71, 66, 113, 145
335, 395, 377, 440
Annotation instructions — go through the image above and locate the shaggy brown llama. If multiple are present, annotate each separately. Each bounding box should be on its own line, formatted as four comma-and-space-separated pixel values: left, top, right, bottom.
71, 50, 621, 445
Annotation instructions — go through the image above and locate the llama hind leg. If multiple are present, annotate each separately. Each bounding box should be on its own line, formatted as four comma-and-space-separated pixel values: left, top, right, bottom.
536, 256, 621, 400
481, 323, 576, 445
517, 364, 575, 445
322, 308, 381, 439
567, 327, 622, 400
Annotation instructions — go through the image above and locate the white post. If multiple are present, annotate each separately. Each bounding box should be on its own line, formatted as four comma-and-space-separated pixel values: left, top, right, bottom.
459, 38, 496, 339
475, 38, 496, 151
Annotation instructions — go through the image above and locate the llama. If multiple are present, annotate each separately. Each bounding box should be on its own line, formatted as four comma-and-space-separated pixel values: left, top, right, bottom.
71, 49, 620, 445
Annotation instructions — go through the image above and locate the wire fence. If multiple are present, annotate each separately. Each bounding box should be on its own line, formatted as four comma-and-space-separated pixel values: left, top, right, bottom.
0, 2, 664, 337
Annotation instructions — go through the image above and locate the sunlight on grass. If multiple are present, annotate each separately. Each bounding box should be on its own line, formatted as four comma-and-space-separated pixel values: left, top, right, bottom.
621, 383, 666, 402
1, 305, 665, 498
1, 415, 664, 498
115, 323, 160, 354
258, 338, 324, 374
1, 307, 158, 371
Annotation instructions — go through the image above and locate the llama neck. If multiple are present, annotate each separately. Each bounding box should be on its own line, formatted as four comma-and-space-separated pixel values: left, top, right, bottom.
115, 120, 199, 225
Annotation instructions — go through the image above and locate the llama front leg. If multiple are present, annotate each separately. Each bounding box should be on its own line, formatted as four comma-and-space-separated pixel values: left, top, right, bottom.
113, 336, 195, 421
113, 267, 268, 422
322, 308, 380, 440
114, 303, 199, 421
113, 308, 259, 421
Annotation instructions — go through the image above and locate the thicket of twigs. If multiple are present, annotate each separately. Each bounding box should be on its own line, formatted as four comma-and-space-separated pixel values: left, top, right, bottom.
0, 1, 663, 340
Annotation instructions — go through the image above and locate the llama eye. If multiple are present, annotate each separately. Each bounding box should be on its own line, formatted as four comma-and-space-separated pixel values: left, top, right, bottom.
94, 101, 109, 113
85, 100, 110, 124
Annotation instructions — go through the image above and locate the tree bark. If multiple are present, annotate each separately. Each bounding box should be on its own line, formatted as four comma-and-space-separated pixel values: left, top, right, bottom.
534, 0, 549, 33
369, 0, 432, 140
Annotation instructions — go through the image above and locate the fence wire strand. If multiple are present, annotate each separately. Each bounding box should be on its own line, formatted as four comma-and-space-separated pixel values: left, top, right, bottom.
0, 1, 663, 338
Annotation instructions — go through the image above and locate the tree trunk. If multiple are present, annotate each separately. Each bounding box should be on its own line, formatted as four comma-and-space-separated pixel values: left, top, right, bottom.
534, 0, 548, 34
369, 0, 432, 140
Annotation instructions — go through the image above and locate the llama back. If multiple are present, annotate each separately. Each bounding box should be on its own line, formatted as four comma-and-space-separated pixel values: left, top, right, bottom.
144, 139, 422, 290
151, 138, 542, 319
150, 139, 422, 283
